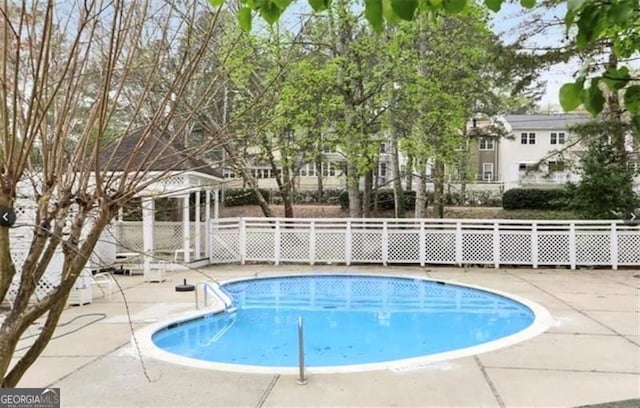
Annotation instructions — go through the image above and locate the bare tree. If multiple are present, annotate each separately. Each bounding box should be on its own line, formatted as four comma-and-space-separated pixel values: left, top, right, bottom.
0, 0, 235, 386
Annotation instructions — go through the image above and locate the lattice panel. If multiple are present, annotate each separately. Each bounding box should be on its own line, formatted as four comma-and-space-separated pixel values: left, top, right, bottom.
11, 250, 28, 273
280, 231, 310, 262
154, 223, 184, 252
538, 233, 570, 265
245, 231, 275, 260
462, 233, 493, 264
116, 223, 144, 253
576, 233, 611, 265
210, 231, 240, 263
351, 232, 382, 262
388, 232, 420, 263
314, 232, 346, 262
617, 233, 640, 265
6, 251, 63, 303
500, 233, 532, 264
424, 232, 456, 263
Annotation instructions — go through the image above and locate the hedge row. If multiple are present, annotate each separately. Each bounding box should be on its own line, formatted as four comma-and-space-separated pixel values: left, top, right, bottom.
502, 188, 568, 210
224, 189, 271, 207
339, 190, 418, 211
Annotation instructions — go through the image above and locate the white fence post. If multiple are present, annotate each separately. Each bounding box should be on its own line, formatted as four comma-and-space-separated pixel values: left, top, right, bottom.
309, 221, 316, 266
419, 220, 426, 267
239, 218, 246, 265
274, 219, 281, 266
493, 222, 500, 269
531, 223, 538, 269
610, 222, 618, 270
195, 191, 201, 259
569, 222, 576, 270
455, 221, 463, 266
382, 220, 388, 266
182, 193, 190, 263
345, 220, 352, 266
205, 191, 211, 261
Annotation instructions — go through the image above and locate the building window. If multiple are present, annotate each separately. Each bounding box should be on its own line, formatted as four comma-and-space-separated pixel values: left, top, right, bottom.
479, 138, 494, 150
322, 162, 337, 177
551, 132, 566, 145
521, 133, 536, 144
380, 143, 387, 154
548, 160, 565, 172
518, 163, 532, 172
482, 163, 494, 181
300, 163, 318, 177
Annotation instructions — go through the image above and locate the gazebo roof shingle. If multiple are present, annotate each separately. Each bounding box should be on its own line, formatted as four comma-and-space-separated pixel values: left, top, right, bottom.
98, 128, 221, 178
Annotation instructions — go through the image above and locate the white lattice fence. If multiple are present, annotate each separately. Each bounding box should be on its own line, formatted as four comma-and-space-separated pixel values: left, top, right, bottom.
210, 218, 639, 269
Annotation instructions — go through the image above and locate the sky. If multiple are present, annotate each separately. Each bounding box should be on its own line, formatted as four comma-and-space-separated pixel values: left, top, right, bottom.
490, 2, 575, 110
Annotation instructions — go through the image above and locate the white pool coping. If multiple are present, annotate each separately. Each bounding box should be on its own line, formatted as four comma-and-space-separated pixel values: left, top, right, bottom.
135, 272, 553, 374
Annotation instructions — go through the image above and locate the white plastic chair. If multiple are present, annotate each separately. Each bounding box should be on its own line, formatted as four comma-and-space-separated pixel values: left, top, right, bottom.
91, 272, 117, 300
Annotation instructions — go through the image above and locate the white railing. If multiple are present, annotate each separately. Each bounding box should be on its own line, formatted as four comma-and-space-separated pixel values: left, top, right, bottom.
209, 218, 640, 269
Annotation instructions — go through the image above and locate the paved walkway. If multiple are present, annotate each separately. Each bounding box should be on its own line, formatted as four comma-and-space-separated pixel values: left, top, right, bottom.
15, 265, 639, 407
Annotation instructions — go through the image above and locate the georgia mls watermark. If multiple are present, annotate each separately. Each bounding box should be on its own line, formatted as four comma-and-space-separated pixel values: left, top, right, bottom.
0, 388, 60, 408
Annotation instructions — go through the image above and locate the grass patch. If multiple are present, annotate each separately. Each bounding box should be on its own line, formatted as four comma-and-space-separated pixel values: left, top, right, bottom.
498, 209, 582, 220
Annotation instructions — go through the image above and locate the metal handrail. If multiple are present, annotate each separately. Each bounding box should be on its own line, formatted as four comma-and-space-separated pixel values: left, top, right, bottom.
196, 281, 233, 311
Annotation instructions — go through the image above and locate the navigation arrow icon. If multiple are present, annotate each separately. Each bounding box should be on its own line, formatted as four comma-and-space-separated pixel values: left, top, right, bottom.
0, 208, 16, 227
623, 209, 640, 226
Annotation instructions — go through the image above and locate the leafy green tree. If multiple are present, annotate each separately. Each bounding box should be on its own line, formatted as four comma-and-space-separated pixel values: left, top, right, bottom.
214, 0, 639, 122
566, 127, 638, 218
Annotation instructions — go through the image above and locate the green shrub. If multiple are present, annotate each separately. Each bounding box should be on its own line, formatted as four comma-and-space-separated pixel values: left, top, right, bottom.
293, 189, 343, 204
339, 190, 417, 211
502, 188, 568, 210
224, 188, 271, 207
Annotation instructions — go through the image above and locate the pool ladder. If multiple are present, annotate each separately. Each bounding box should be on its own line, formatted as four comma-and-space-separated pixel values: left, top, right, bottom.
196, 281, 235, 312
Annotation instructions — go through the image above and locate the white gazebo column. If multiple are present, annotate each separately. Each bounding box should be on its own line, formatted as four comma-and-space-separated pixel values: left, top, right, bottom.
182, 193, 191, 263
214, 188, 220, 219
205, 190, 211, 259
142, 197, 155, 277
195, 190, 201, 259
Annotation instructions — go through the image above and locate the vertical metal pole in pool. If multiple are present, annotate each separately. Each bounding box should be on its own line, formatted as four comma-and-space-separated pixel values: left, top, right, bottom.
297, 316, 307, 385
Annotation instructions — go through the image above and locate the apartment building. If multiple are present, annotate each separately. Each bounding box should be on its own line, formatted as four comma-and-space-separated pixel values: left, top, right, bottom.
221, 113, 640, 194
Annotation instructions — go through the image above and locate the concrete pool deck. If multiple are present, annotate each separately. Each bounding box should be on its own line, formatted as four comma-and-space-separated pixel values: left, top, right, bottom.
15, 265, 639, 407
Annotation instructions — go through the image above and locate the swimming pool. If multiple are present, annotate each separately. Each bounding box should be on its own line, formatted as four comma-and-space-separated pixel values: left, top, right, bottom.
143, 274, 552, 373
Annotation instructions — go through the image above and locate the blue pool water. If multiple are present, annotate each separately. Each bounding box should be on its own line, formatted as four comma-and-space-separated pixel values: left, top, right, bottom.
152, 275, 535, 367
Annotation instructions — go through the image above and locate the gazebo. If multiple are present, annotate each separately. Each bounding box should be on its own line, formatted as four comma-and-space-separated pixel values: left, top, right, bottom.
97, 129, 224, 280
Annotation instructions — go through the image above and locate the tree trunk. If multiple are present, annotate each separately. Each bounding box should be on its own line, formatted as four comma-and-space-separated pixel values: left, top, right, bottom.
346, 163, 362, 218
391, 133, 405, 218
459, 130, 469, 204
405, 154, 414, 192
224, 145, 274, 217
281, 166, 294, 218
363, 169, 373, 217
415, 159, 427, 218
315, 153, 324, 203
433, 159, 446, 218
